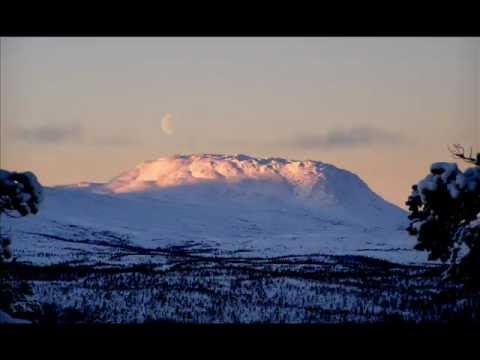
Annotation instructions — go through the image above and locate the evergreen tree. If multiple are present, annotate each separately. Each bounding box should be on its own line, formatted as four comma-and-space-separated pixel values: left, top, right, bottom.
406, 145, 480, 286
0, 169, 43, 262
0, 169, 43, 322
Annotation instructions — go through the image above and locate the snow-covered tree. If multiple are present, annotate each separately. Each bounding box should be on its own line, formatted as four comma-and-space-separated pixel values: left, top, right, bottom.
406, 145, 480, 286
0, 169, 43, 262
0, 169, 43, 323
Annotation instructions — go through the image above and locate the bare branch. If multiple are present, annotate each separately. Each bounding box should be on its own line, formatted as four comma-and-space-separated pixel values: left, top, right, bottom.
448, 144, 478, 164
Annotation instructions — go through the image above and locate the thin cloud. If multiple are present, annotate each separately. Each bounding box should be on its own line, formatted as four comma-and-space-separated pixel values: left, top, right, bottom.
11, 122, 84, 144
283, 126, 405, 150
10, 122, 137, 147
96, 134, 138, 147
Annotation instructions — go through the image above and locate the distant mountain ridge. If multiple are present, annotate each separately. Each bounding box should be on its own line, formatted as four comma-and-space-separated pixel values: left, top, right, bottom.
61, 154, 404, 227
6, 154, 423, 266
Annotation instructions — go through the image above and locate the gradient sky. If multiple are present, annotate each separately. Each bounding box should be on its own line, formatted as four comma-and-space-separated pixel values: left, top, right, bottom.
1, 37, 479, 208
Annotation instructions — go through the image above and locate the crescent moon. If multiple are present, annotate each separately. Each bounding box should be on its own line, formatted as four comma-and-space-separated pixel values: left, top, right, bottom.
161, 113, 174, 136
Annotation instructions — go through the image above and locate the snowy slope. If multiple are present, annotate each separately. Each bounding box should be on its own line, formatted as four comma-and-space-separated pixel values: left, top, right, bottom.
3, 154, 428, 265
75, 153, 405, 226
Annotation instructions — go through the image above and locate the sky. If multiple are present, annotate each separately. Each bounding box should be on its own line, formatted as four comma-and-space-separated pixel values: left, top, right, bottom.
1, 37, 479, 208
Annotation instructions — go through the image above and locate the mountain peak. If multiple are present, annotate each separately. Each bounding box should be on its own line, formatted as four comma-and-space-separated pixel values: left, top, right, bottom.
56, 153, 404, 228
104, 153, 332, 195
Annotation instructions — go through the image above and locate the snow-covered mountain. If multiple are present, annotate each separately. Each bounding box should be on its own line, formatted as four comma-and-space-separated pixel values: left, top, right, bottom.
65, 154, 404, 225
5, 154, 426, 265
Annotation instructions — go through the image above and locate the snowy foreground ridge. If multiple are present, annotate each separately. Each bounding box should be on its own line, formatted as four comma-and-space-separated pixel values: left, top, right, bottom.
6, 154, 428, 265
